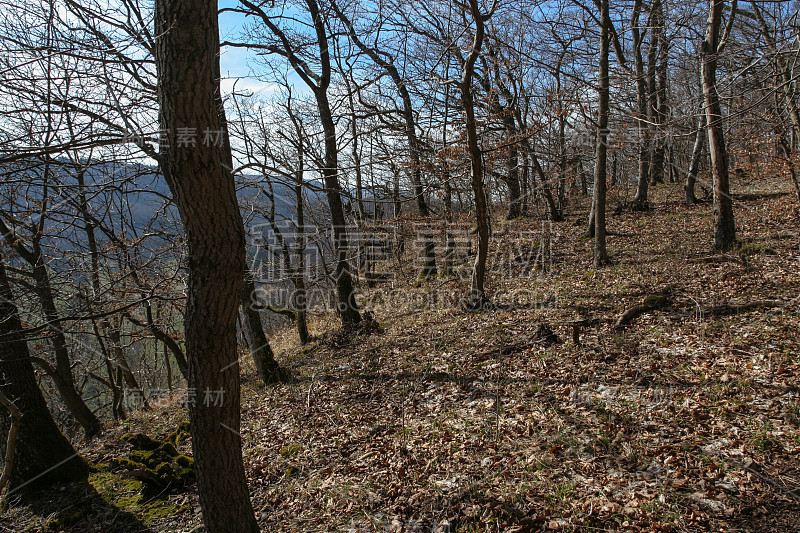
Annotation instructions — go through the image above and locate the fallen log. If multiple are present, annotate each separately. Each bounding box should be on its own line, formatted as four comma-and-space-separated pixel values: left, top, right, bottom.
613, 289, 672, 330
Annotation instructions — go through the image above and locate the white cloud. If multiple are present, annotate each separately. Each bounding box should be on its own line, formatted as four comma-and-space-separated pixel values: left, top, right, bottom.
220, 77, 280, 97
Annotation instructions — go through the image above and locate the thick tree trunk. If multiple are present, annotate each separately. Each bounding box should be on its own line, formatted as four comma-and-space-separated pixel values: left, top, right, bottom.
0, 260, 88, 496
701, 0, 737, 251
154, 0, 258, 528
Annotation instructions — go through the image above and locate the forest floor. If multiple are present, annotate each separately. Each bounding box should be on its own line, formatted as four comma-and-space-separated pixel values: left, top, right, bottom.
4, 174, 800, 532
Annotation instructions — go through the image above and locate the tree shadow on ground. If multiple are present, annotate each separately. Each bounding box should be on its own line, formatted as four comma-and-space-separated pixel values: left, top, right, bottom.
1, 480, 156, 532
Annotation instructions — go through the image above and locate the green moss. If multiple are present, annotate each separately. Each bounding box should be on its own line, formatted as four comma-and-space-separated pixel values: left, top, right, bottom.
45, 510, 85, 529
90, 471, 144, 495
175, 455, 193, 468
114, 493, 143, 510
110, 457, 142, 471
122, 432, 161, 451
89, 470, 187, 527
114, 429, 196, 496
90, 461, 110, 472
157, 441, 178, 457
166, 420, 190, 447
280, 443, 303, 457
140, 501, 188, 524
738, 242, 777, 257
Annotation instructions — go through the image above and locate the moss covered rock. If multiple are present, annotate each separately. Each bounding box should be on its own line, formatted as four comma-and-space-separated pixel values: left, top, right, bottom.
113, 423, 194, 496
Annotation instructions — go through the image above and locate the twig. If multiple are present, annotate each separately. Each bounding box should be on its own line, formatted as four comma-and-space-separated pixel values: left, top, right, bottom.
305, 373, 316, 415
0, 390, 22, 502
712, 452, 800, 502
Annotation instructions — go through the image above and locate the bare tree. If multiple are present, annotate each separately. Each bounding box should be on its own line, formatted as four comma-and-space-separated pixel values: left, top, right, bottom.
589, 0, 611, 266
460, 0, 495, 309
154, 0, 258, 528
701, 0, 737, 251
0, 258, 89, 495
233, 0, 362, 326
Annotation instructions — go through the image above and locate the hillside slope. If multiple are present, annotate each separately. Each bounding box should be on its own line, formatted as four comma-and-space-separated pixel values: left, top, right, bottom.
4, 176, 800, 532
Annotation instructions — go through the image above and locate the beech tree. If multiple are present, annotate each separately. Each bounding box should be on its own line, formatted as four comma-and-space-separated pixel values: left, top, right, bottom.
701, 0, 737, 251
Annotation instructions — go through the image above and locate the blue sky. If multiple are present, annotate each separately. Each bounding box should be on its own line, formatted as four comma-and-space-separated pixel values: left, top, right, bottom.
218, 1, 280, 97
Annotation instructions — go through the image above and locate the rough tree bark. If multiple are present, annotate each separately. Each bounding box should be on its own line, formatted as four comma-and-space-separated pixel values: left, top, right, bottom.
0, 260, 88, 496
154, 0, 259, 528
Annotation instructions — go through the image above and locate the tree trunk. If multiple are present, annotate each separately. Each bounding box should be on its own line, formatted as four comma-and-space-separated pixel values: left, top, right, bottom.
293, 157, 310, 345
108, 321, 148, 409
240, 276, 287, 383
462, 0, 491, 309
701, 0, 737, 251
505, 145, 523, 220
529, 151, 562, 222
317, 90, 363, 325
593, 0, 611, 266
0, 260, 88, 496
30, 261, 102, 437
154, 0, 258, 528
632, 0, 651, 209
686, 112, 706, 205
648, 0, 667, 186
